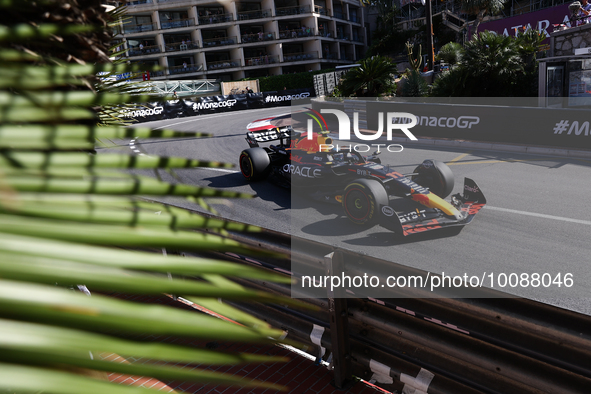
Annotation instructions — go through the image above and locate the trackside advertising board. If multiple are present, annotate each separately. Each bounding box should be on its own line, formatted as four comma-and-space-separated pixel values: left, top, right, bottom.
468, 4, 571, 40
365, 99, 591, 150
121, 88, 314, 122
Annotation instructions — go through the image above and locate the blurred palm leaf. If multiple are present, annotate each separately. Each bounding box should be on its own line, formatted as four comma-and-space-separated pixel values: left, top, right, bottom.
0, 1, 293, 392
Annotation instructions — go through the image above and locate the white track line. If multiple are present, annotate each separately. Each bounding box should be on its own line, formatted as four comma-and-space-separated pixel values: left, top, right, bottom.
196, 168, 239, 173
486, 206, 591, 226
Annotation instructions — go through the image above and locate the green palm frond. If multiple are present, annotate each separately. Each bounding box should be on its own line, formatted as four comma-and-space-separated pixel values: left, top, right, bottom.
436, 42, 464, 65
0, 1, 294, 392
340, 55, 397, 97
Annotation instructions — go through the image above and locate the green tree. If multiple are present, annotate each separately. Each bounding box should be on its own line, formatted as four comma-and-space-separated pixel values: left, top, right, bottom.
0, 1, 295, 392
462, 31, 522, 95
436, 42, 464, 67
366, 0, 399, 56
402, 70, 430, 97
513, 28, 546, 96
340, 55, 397, 97
431, 31, 541, 97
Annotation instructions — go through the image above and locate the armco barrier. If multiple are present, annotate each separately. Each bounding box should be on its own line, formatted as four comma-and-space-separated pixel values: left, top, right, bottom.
364, 99, 591, 150
121, 88, 315, 123
150, 198, 591, 393
217, 230, 591, 394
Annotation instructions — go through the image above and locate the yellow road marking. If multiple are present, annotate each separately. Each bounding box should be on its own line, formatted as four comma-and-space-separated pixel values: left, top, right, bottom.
446, 152, 471, 164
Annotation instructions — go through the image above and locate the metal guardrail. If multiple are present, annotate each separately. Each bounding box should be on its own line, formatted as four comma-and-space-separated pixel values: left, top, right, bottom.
202, 36, 237, 48
164, 41, 200, 52
278, 28, 314, 39
245, 55, 279, 66
242, 31, 275, 43
207, 59, 240, 70
283, 51, 318, 62
168, 63, 203, 75
122, 21, 157, 34
145, 79, 219, 96
160, 18, 195, 30
237, 9, 271, 21
198, 12, 233, 25
186, 220, 591, 394
128, 44, 161, 56
276, 5, 311, 16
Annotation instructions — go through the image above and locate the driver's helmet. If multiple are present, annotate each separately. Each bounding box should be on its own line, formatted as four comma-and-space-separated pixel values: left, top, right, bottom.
290, 131, 333, 153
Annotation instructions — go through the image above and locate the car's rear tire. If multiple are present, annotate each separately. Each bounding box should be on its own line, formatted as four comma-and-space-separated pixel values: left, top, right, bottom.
342, 178, 388, 226
239, 148, 270, 181
412, 160, 454, 198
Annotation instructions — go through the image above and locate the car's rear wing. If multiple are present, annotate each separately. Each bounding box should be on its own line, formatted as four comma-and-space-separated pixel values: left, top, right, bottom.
246, 126, 293, 148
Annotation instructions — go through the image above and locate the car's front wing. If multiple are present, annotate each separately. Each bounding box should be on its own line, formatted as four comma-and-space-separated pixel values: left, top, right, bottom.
379, 178, 487, 236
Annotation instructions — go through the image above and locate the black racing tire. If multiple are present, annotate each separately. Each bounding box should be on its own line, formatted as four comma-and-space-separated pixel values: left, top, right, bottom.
342, 178, 389, 226
239, 148, 270, 181
412, 159, 455, 198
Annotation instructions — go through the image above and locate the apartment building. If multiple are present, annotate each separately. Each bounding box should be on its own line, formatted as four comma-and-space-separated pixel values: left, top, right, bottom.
109, 0, 367, 81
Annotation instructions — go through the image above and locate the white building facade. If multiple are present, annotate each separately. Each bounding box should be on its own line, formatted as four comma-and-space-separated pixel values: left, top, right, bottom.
110, 0, 367, 80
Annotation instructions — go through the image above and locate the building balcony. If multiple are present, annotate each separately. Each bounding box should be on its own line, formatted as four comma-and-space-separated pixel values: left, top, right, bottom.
124, 0, 153, 6
122, 22, 157, 34
333, 10, 347, 20
245, 54, 279, 66
169, 63, 203, 75
238, 9, 271, 21
276, 5, 310, 16
317, 29, 335, 38
202, 36, 237, 48
207, 59, 241, 70
160, 18, 195, 30
164, 41, 200, 52
313, 5, 329, 16
283, 51, 318, 62
241, 32, 275, 43
128, 44, 162, 56
151, 70, 166, 77
278, 28, 315, 39
351, 34, 364, 43
198, 13, 234, 25
349, 14, 361, 23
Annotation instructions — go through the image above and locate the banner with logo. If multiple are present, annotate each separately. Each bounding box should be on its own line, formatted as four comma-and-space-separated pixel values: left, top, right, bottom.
121, 88, 315, 122
263, 88, 314, 106
230, 94, 249, 111
365, 99, 591, 150
120, 102, 167, 122
469, 3, 571, 41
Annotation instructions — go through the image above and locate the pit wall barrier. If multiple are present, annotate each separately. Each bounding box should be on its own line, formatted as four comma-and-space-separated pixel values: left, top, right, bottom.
122, 88, 315, 123
311, 98, 591, 151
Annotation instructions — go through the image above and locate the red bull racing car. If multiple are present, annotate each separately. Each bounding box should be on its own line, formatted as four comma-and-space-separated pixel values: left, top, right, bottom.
239, 123, 486, 236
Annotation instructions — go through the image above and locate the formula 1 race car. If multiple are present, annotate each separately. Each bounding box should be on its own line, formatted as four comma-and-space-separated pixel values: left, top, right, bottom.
238, 124, 486, 236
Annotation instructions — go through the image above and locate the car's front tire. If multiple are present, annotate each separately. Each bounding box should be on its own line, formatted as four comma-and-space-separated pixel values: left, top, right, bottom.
342, 178, 389, 226
412, 160, 455, 198
239, 148, 271, 181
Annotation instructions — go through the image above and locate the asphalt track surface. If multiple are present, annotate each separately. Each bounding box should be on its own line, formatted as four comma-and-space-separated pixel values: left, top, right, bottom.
112, 107, 591, 315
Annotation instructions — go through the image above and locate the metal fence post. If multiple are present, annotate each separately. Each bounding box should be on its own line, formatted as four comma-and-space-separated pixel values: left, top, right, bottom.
325, 250, 352, 388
